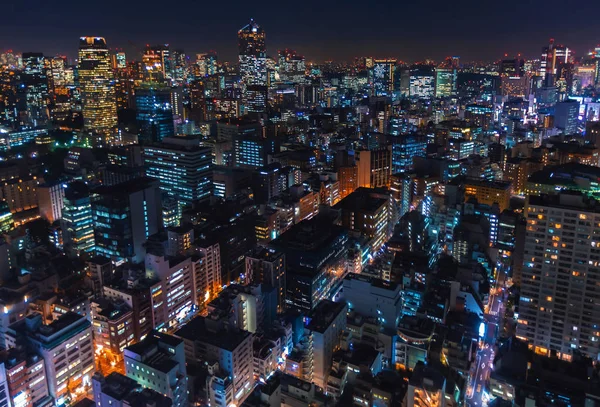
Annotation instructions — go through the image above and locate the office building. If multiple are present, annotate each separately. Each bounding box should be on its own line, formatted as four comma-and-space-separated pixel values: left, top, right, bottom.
91, 177, 162, 263
135, 83, 175, 143
391, 134, 427, 174
270, 214, 349, 311
370, 59, 396, 96
356, 146, 392, 188
517, 192, 600, 361
91, 298, 135, 354
21, 52, 49, 127
37, 181, 66, 224
6, 313, 94, 405
124, 331, 188, 407
78, 37, 117, 145
233, 133, 277, 169
456, 177, 512, 212
554, 99, 580, 135
142, 45, 171, 83
278, 49, 305, 83
333, 187, 392, 254
143, 136, 212, 211
238, 19, 267, 86
435, 66, 456, 98
409, 66, 435, 99
61, 181, 95, 256
195, 52, 217, 77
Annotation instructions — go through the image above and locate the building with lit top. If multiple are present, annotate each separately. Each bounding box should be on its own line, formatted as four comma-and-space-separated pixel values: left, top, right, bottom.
238, 19, 267, 87
1, 349, 51, 407
78, 37, 117, 145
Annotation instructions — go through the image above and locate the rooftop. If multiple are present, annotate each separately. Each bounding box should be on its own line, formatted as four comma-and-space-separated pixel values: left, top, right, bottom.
306, 300, 347, 334
175, 315, 251, 352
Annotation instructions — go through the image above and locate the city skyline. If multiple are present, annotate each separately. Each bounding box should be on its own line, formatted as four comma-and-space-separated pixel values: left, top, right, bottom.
2, 0, 600, 63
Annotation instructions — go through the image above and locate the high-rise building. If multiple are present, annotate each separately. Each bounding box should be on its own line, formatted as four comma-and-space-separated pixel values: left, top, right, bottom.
356, 146, 392, 188
135, 83, 175, 143
435, 58, 457, 97
554, 99, 580, 135
233, 133, 277, 169
391, 134, 427, 174
278, 49, 305, 83
409, 66, 435, 99
238, 19, 267, 87
61, 181, 95, 256
517, 192, 600, 361
37, 181, 66, 224
195, 51, 218, 77
78, 37, 117, 145
91, 177, 162, 263
21, 52, 49, 126
142, 45, 171, 83
143, 137, 212, 213
333, 187, 393, 254
541, 39, 571, 85
124, 331, 188, 407
370, 59, 396, 96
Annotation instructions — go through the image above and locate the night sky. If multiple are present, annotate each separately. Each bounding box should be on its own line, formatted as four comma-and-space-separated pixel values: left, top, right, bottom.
2, 0, 598, 63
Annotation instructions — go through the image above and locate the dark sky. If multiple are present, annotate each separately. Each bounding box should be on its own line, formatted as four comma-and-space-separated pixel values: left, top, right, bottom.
1, 0, 598, 63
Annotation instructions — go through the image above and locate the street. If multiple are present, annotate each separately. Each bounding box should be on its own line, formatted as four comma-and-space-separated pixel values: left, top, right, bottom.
467, 265, 508, 407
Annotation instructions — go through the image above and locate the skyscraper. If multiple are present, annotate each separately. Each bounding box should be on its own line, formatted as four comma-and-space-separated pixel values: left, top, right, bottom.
21, 52, 49, 126
540, 38, 571, 86
143, 136, 213, 211
78, 37, 117, 145
517, 192, 600, 361
61, 181, 95, 256
135, 83, 175, 143
370, 58, 396, 96
91, 177, 162, 263
238, 19, 267, 86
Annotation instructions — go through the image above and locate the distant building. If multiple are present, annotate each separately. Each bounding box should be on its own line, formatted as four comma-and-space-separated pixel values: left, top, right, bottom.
554, 99, 580, 135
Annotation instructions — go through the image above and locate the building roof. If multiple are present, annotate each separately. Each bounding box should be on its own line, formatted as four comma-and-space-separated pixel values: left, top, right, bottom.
306, 300, 347, 334
175, 315, 251, 352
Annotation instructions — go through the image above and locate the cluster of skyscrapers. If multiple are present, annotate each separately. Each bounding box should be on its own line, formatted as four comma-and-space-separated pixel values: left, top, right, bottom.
0, 22, 600, 407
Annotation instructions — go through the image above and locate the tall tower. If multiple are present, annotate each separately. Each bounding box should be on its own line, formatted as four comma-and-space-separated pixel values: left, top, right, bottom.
78, 37, 117, 145
238, 19, 266, 86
